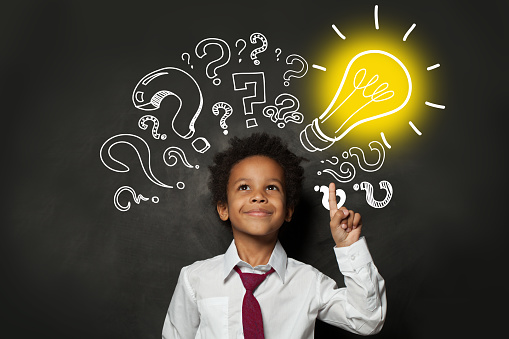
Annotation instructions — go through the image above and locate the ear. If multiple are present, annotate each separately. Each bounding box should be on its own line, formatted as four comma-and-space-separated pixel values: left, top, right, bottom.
216, 201, 229, 221
285, 206, 294, 222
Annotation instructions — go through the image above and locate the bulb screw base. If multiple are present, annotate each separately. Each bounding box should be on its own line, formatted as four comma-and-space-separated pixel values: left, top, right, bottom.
300, 118, 335, 152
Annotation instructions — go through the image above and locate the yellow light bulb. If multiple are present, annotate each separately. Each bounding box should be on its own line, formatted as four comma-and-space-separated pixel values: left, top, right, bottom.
300, 50, 412, 152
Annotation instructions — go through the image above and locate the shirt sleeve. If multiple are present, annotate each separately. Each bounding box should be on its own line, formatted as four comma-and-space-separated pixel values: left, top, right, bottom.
316, 237, 387, 335
162, 266, 200, 339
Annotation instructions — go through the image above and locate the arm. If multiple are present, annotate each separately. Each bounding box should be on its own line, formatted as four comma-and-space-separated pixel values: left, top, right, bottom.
317, 237, 386, 335
315, 183, 386, 335
162, 266, 200, 339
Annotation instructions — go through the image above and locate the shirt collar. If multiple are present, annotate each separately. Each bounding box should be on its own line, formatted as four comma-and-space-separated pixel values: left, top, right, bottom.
223, 239, 288, 283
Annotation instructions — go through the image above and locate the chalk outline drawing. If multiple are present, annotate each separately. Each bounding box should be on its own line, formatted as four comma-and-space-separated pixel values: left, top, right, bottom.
212, 102, 233, 135
314, 185, 346, 210
275, 48, 282, 61
100, 133, 175, 189
114, 186, 155, 212
300, 50, 412, 152
283, 54, 309, 87
318, 139, 386, 183
262, 93, 304, 128
235, 39, 247, 63
132, 67, 203, 140
192, 137, 211, 154
163, 146, 199, 169
232, 72, 267, 129
138, 115, 167, 140
346, 140, 385, 172
181, 52, 193, 69
250, 32, 268, 65
354, 181, 393, 208
195, 38, 231, 85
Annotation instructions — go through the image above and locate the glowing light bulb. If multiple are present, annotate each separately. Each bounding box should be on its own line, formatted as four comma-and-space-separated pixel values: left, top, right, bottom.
300, 50, 412, 152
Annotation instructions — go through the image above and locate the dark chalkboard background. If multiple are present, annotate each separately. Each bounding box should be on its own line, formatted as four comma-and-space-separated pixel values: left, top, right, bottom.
3, 0, 507, 338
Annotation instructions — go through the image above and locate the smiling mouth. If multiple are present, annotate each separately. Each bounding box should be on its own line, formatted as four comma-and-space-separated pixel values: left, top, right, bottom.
244, 209, 273, 217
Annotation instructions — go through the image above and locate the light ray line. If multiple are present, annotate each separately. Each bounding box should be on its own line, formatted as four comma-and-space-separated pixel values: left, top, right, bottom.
425, 101, 445, 109
374, 5, 379, 29
332, 24, 346, 39
403, 23, 416, 41
380, 132, 391, 149
312, 64, 327, 71
409, 121, 422, 135
427, 63, 440, 71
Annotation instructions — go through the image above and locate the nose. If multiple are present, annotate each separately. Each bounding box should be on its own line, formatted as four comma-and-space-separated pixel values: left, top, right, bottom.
250, 188, 267, 203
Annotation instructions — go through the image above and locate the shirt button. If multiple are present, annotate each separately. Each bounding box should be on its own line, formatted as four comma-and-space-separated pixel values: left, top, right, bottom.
351, 255, 356, 261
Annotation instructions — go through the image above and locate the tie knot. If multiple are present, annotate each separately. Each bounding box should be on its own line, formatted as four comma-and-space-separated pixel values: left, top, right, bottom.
234, 266, 275, 292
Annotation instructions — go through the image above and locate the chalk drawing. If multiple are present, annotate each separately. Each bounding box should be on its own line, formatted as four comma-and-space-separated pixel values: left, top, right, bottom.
353, 181, 393, 208
314, 185, 347, 210
132, 67, 203, 140
195, 38, 231, 85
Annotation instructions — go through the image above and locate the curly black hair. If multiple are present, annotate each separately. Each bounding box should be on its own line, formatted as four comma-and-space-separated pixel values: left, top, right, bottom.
208, 132, 306, 227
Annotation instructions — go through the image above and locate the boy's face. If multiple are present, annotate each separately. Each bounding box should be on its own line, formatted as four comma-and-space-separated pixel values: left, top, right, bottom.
217, 155, 293, 239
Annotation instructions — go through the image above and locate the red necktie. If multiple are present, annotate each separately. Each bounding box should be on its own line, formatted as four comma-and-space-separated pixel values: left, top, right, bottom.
234, 266, 275, 339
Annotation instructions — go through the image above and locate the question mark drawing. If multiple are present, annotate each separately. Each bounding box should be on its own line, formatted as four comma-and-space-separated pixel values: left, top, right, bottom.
275, 48, 282, 61
283, 54, 309, 86
195, 38, 231, 85
163, 146, 199, 169
181, 52, 193, 69
138, 115, 167, 140
235, 39, 247, 63
114, 186, 160, 212
132, 67, 203, 140
345, 141, 386, 172
100, 134, 176, 189
212, 102, 233, 135
314, 185, 346, 211
250, 32, 268, 65
232, 72, 266, 129
262, 93, 304, 128
354, 181, 393, 208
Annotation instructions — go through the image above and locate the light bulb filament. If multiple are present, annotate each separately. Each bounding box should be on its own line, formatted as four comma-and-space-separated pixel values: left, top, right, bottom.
322, 68, 395, 133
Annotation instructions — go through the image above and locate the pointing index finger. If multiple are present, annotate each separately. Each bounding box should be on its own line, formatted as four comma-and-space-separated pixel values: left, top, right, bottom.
329, 182, 338, 219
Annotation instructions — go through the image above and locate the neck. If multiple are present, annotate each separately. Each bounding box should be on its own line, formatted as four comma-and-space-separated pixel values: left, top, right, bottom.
233, 232, 278, 267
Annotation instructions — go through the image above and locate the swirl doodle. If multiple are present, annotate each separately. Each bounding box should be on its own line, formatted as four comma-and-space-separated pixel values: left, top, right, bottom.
317, 161, 356, 183
163, 146, 199, 169
114, 186, 154, 212
100, 134, 175, 189
346, 140, 385, 172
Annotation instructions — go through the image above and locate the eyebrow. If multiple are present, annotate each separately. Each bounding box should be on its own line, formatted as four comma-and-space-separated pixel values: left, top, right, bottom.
231, 178, 284, 185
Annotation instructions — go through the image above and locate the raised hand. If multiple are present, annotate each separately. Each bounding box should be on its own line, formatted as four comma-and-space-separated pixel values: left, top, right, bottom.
328, 182, 362, 247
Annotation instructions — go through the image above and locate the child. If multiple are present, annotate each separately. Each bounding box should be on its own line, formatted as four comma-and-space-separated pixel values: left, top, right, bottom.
162, 133, 386, 338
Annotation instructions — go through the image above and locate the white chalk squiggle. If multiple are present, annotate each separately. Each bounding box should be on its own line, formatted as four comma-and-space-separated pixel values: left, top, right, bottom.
163, 146, 199, 169
99, 134, 174, 189
114, 186, 151, 212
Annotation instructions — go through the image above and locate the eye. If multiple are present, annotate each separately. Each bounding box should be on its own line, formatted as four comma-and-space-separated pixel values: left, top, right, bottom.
266, 185, 279, 191
238, 184, 250, 191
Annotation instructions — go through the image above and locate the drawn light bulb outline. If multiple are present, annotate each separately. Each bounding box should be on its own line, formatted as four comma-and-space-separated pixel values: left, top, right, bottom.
301, 50, 412, 152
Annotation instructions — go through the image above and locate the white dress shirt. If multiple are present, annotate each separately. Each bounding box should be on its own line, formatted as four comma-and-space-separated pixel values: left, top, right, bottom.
162, 237, 386, 338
